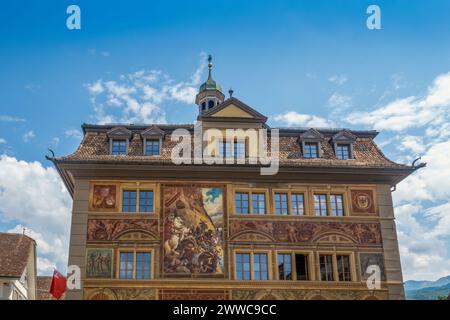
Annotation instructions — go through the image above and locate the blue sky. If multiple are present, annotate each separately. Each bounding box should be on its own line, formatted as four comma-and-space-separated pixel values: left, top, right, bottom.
0, 1, 450, 280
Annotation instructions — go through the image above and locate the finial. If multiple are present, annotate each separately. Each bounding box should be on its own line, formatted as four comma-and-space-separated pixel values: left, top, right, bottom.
229, 88, 234, 98
207, 54, 213, 79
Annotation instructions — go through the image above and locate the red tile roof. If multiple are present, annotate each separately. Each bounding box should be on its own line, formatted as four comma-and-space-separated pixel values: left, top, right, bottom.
0, 233, 35, 278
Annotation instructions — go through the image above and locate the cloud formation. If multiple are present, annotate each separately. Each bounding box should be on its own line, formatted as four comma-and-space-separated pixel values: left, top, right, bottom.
273, 111, 335, 128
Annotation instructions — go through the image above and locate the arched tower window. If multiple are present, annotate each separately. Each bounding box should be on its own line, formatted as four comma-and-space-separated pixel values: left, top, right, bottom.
208, 100, 215, 109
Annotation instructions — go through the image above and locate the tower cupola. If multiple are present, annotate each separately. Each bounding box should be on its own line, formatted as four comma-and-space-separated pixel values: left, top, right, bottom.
195, 55, 225, 114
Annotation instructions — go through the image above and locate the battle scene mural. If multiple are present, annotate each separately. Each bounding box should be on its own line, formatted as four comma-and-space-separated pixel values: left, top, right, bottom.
86, 248, 113, 278
162, 185, 224, 276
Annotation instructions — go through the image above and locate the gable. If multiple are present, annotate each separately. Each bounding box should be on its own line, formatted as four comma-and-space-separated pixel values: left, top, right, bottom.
211, 104, 254, 118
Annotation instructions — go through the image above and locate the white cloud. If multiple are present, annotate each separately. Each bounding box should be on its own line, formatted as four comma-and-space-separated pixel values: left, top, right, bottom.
0, 156, 72, 275
22, 130, 35, 142
85, 53, 207, 124
346, 71, 450, 131
273, 111, 335, 128
65, 128, 83, 140
398, 135, 426, 154
328, 93, 352, 114
0, 115, 25, 122
328, 74, 348, 85
0, 138, 6, 144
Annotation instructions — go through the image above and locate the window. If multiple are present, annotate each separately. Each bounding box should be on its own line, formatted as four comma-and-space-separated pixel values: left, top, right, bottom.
336, 144, 351, 160
136, 252, 152, 280
236, 252, 269, 281
219, 140, 246, 159
295, 254, 309, 281
234, 141, 246, 159
208, 100, 215, 109
145, 139, 160, 156
122, 189, 154, 213
252, 193, 266, 214
277, 254, 292, 280
274, 193, 288, 215
253, 253, 268, 280
290, 193, 305, 216
201, 102, 206, 111
314, 194, 328, 216
304, 142, 319, 159
122, 190, 137, 212
139, 191, 154, 213
319, 254, 334, 281
235, 192, 249, 214
112, 139, 127, 155
330, 194, 344, 216
119, 252, 134, 279
236, 253, 251, 280
337, 255, 351, 281
119, 251, 152, 280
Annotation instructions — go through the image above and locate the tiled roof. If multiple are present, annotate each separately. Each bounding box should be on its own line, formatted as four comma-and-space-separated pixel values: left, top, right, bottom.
37, 276, 64, 300
0, 233, 35, 278
55, 127, 409, 169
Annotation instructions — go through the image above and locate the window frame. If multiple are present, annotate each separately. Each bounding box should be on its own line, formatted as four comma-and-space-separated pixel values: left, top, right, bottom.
316, 251, 355, 282
271, 189, 308, 216
234, 189, 269, 215
234, 250, 272, 281
119, 183, 157, 214
303, 142, 320, 159
117, 248, 154, 280
111, 139, 128, 156
276, 251, 313, 281
336, 143, 352, 160
144, 138, 161, 156
310, 188, 348, 217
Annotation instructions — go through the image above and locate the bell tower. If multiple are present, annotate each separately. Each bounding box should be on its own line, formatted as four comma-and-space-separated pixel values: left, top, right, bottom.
195, 55, 225, 114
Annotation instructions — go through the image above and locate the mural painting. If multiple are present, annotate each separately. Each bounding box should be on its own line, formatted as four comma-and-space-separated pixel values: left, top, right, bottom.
90, 184, 117, 210
87, 219, 158, 241
86, 248, 113, 278
229, 220, 382, 245
163, 185, 224, 275
350, 190, 376, 215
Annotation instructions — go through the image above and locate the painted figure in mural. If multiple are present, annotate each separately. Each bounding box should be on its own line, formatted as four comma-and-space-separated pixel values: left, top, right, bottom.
86, 249, 112, 278
92, 185, 116, 209
163, 186, 224, 275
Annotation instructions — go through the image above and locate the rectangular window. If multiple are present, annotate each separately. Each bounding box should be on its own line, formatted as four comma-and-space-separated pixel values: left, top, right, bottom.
252, 193, 266, 215
319, 254, 334, 281
136, 252, 152, 280
234, 141, 246, 159
139, 191, 154, 213
277, 253, 292, 280
112, 140, 127, 155
295, 254, 309, 281
290, 193, 305, 216
235, 192, 250, 214
145, 139, 160, 156
304, 142, 319, 159
236, 253, 251, 280
119, 252, 134, 279
336, 144, 351, 160
122, 190, 137, 212
337, 255, 351, 282
314, 194, 328, 216
330, 194, 344, 216
253, 253, 268, 280
275, 193, 288, 215
219, 141, 232, 158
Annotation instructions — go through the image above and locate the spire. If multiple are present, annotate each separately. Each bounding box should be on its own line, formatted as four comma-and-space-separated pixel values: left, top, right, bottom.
207, 54, 213, 80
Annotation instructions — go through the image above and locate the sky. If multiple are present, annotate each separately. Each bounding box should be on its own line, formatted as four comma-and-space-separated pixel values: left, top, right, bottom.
0, 0, 449, 281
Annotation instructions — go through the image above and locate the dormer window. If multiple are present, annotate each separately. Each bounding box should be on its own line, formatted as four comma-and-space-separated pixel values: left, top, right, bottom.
304, 142, 319, 159
141, 125, 164, 156
111, 139, 127, 155
299, 128, 324, 159
336, 144, 351, 160
107, 126, 132, 156
145, 139, 160, 156
219, 140, 246, 160
332, 130, 356, 160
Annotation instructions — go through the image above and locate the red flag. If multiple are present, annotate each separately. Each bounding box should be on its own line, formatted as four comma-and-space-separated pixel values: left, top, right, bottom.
49, 269, 66, 300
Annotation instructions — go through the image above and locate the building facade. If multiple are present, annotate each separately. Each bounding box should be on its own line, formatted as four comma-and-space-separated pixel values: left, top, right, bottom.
51, 59, 417, 300
0, 233, 37, 300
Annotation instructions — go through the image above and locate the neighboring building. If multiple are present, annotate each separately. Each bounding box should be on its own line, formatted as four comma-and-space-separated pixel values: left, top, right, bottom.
50, 57, 418, 300
37, 276, 64, 300
0, 233, 37, 300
